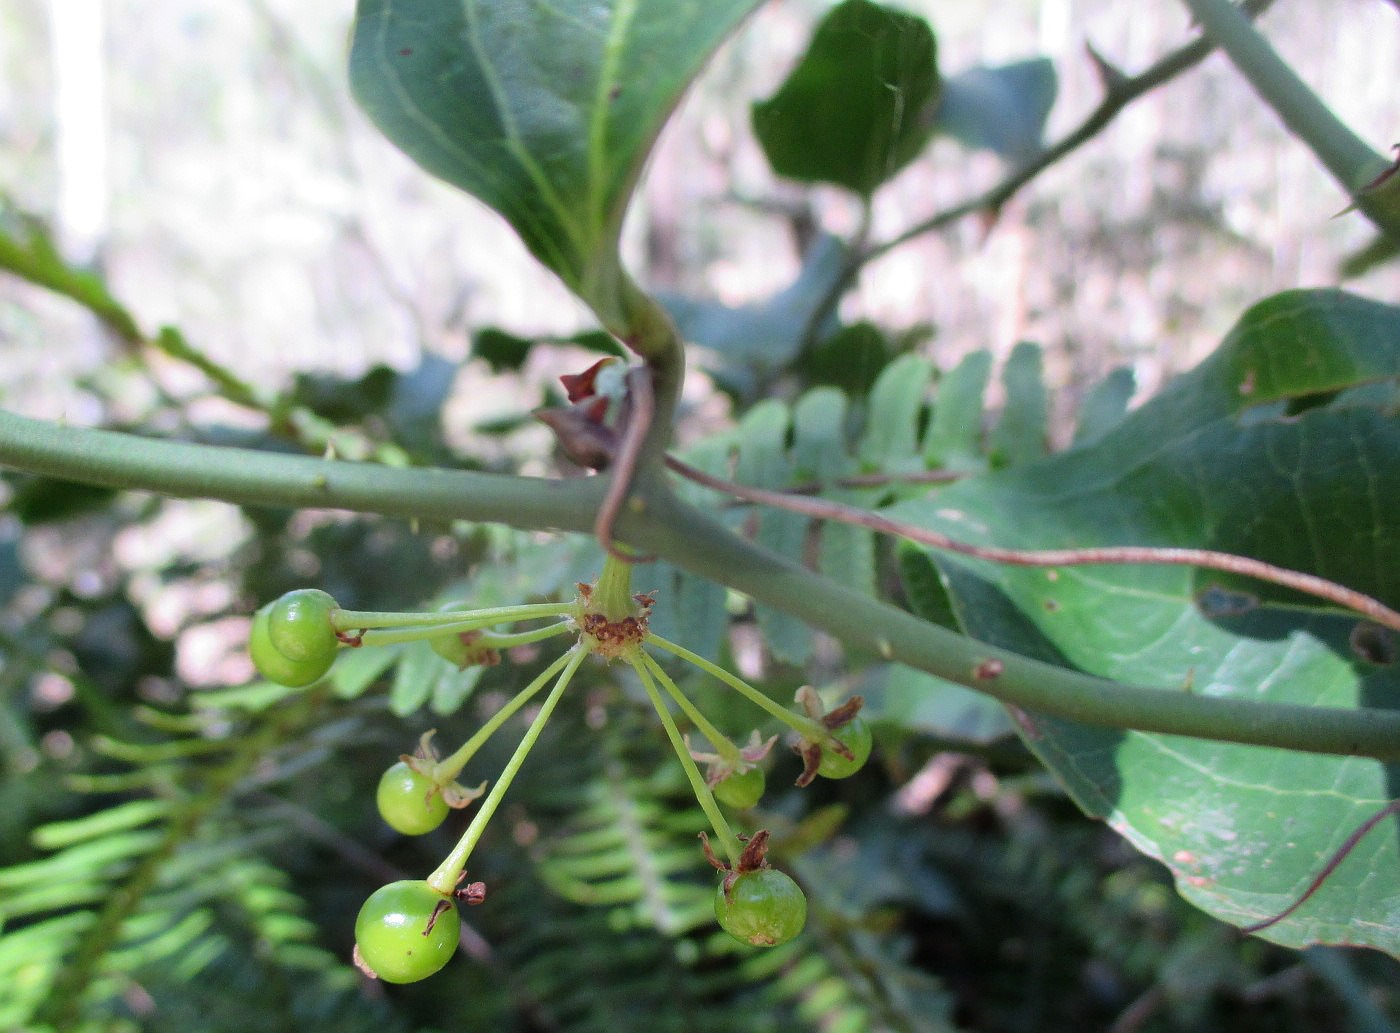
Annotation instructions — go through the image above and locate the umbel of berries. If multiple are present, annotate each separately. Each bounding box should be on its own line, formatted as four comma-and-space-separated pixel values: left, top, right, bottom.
248, 546, 878, 982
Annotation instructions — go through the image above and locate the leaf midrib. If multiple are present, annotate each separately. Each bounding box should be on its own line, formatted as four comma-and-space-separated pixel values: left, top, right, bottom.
458, 0, 593, 274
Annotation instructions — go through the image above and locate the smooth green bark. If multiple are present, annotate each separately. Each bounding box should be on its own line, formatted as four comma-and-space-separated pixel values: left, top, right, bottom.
3, 408, 1400, 761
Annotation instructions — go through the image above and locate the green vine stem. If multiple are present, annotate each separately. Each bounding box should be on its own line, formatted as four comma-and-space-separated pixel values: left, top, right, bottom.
639, 651, 740, 765
612, 272, 684, 455
427, 646, 587, 894
645, 634, 827, 743
629, 653, 744, 866
4, 410, 1400, 760
432, 650, 576, 782
333, 603, 573, 633
1180, 0, 1398, 237
0, 408, 607, 527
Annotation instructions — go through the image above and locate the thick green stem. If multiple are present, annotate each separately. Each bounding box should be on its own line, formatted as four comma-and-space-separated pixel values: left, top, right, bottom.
629, 655, 744, 865
633, 490, 1400, 762
613, 272, 684, 462
427, 647, 586, 894
1180, 0, 1396, 236
4, 410, 1400, 760
0, 408, 604, 530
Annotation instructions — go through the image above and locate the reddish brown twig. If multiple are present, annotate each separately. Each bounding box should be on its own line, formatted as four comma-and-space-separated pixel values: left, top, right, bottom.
595, 366, 655, 562
664, 455, 1400, 634
1239, 799, 1400, 934
785, 469, 966, 493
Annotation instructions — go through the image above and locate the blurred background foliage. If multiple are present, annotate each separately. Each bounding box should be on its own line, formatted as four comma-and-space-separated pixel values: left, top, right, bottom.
3, 1, 1400, 1031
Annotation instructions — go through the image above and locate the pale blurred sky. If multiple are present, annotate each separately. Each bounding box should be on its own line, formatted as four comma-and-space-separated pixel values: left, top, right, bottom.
2, 0, 1397, 433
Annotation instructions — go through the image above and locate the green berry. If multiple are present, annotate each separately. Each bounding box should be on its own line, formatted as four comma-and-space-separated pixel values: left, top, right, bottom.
818, 716, 872, 780
713, 766, 765, 809
354, 880, 459, 983
249, 605, 334, 687
714, 868, 807, 947
266, 589, 339, 663
377, 761, 449, 835
429, 632, 472, 667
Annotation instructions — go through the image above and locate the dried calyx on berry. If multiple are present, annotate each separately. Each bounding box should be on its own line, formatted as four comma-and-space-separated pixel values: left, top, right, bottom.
689, 730, 777, 810
377, 730, 486, 835
703, 829, 807, 947
791, 687, 873, 786
429, 628, 503, 669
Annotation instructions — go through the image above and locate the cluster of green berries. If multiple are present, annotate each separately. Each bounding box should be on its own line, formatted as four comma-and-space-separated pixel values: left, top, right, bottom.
249, 558, 874, 981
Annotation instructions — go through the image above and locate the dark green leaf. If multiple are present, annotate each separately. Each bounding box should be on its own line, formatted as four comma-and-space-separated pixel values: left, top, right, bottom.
891, 289, 1400, 955
752, 0, 940, 195
386, 355, 457, 458
473, 327, 623, 373
805, 321, 893, 394
897, 540, 957, 631
291, 366, 395, 424
349, 0, 761, 319
7, 476, 118, 524
934, 58, 1057, 165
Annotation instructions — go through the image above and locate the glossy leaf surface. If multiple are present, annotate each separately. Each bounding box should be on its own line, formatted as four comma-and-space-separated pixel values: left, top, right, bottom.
893, 289, 1400, 955
350, 0, 761, 320
752, 0, 939, 196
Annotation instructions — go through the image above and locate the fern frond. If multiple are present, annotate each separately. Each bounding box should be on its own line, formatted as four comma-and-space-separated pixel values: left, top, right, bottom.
0, 684, 372, 1031
536, 712, 713, 937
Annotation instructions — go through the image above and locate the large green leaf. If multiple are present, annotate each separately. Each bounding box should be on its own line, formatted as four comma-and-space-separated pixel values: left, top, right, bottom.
349, 0, 760, 323
892, 289, 1400, 956
752, 0, 940, 196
